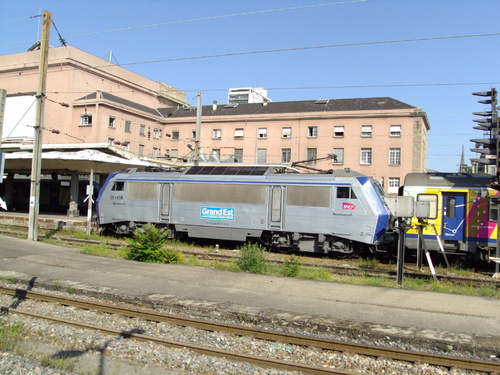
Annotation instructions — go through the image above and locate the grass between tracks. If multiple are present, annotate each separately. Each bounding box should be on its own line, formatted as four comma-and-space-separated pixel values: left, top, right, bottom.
3, 225, 499, 298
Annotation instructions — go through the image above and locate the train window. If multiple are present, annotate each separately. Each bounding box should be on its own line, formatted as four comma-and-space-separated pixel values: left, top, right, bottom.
175, 183, 266, 204
336, 187, 357, 199
288, 186, 331, 207
112, 181, 124, 191
271, 186, 282, 222
127, 182, 158, 200
445, 197, 456, 219
417, 194, 437, 219
161, 184, 170, 216
489, 196, 498, 222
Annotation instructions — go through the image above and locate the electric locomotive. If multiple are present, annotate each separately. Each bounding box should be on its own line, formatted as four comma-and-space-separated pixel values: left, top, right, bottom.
400, 172, 498, 261
96, 165, 397, 256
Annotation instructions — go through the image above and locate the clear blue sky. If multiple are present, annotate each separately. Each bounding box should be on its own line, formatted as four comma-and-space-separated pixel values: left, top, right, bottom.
1, 0, 499, 172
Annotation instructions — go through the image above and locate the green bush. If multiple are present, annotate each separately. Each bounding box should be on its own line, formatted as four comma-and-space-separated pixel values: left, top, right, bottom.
236, 243, 268, 274
127, 225, 182, 264
282, 255, 300, 277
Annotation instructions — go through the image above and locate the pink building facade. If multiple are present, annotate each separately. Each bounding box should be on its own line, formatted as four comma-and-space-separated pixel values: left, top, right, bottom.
159, 99, 429, 194
0, 46, 186, 151
0, 46, 429, 194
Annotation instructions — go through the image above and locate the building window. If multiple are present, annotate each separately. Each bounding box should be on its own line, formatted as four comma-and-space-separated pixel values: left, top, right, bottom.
153, 128, 160, 139
307, 148, 317, 165
389, 148, 401, 165
125, 120, 131, 132
234, 128, 244, 138
140, 124, 146, 136
282, 127, 292, 138
258, 128, 267, 139
333, 148, 344, 164
360, 148, 372, 165
124, 142, 130, 151
138, 144, 144, 156
361, 125, 372, 137
109, 116, 116, 128
388, 177, 400, 194
390, 125, 401, 137
213, 129, 221, 139
172, 130, 179, 140
108, 137, 114, 146
80, 114, 92, 126
282, 148, 291, 163
234, 148, 243, 163
152, 147, 158, 156
308, 126, 318, 137
334, 126, 344, 137
257, 148, 267, 163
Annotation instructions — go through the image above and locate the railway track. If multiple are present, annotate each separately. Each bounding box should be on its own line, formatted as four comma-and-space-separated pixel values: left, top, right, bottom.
2, 226, 497, 287
1, 286, 498, 374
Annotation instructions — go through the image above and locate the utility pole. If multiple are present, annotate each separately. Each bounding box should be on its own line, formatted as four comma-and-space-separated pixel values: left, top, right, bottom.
194, 92, 202, 166
28, 10, 52, 241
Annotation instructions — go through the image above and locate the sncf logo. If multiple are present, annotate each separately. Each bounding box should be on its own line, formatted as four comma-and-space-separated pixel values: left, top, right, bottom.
342, 203, 356, 210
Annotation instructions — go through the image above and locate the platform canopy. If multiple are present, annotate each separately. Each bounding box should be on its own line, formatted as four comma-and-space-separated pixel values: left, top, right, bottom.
1, 145, 160, 175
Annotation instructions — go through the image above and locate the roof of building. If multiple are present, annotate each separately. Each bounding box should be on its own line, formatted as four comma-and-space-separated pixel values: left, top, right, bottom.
159, 97, 418, 118
75, 91, 162, 117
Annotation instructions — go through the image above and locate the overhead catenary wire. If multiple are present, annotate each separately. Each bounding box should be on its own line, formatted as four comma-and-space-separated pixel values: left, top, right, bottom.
113, 32, 500, 67
0, 1, 370, 48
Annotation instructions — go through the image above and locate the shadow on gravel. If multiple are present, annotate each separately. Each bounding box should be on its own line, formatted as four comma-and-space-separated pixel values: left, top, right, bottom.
51, 328, 146, 375
8, 277, 37, 309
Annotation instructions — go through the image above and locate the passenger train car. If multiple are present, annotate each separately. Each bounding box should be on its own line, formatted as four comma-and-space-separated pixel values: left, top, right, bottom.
96, 166, 397, 256
400, 172, 498, 261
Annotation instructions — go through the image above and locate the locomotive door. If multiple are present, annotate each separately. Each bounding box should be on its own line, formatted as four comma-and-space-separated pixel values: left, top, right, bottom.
441, 193, 466, 242
159, 183, 171, 222
269, 185, 284, 229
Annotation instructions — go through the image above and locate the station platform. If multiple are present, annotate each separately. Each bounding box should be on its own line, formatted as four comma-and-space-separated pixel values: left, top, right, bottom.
0, 233, 499, 358
0, 211, 90, 231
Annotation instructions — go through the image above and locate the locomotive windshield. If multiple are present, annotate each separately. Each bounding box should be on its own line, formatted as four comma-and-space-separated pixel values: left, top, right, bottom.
372, 180, 387, 198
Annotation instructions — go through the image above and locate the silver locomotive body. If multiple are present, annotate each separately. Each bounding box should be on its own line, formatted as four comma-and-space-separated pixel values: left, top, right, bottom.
97, 166, 394, 255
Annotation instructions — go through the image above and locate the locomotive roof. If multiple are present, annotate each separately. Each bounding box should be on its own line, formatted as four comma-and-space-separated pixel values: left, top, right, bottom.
128, 166, 368, 178
404, 172, 493, 188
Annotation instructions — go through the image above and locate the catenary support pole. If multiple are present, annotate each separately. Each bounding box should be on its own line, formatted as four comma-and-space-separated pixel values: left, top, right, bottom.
194, 92, 202, 166
28, 10, 52, 241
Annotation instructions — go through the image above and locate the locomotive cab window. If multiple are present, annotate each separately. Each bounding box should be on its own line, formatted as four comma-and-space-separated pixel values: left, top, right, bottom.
337, 187, 357, 199
111, 181, 124, 191
417, 194, 438, 219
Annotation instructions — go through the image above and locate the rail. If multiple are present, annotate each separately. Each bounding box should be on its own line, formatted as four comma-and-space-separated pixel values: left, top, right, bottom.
1, 286, 498, 374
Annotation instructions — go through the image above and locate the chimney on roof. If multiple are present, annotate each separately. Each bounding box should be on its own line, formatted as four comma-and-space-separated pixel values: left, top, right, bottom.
212, 100, 217, 111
